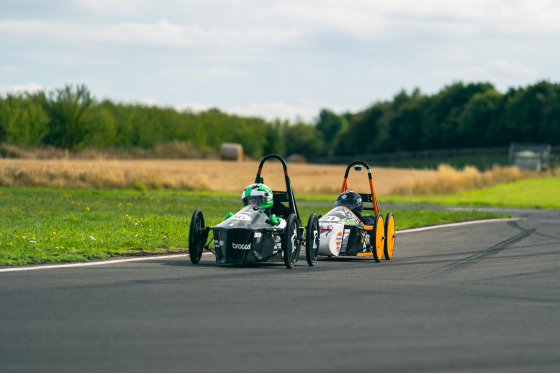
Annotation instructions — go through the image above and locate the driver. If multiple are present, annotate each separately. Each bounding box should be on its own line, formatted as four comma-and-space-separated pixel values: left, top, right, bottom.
335, 190, 375, 225
225, 183, 283, 226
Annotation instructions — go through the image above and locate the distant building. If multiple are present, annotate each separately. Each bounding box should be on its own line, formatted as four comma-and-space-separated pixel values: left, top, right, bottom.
509, 143, 551, 171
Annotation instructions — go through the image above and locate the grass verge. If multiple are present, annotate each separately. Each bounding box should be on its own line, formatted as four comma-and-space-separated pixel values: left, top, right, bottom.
384, 177, 560, 209
1, 187, 506, 266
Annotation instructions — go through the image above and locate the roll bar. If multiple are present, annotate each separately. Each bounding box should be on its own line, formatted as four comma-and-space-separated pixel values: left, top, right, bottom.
254, 154, 299, 219
340, 160, 380, 214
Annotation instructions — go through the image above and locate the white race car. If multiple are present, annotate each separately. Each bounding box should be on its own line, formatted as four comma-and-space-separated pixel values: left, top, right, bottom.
318, 161, 395, 262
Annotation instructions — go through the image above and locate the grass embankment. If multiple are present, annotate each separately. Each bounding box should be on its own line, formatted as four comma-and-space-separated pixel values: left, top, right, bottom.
0, 187, 505, 266
385, 177, 560, 209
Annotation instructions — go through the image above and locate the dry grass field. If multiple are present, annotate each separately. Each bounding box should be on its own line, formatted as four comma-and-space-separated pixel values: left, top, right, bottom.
0, 158, 436, 195
1, 158, 546, 195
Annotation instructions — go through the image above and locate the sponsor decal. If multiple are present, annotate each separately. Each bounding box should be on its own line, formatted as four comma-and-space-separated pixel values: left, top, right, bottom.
319, 225, 333, 235
232, 214, 251, 221
232, 242, 251, 250
341, 194, 347, 199
335, 232, 343, 246
274, 234, 282, 250
214, 240, 225, 247
254, 232, 262, 238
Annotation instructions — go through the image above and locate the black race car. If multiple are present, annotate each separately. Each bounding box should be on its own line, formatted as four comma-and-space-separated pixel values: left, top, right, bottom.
188, 154, 320, 269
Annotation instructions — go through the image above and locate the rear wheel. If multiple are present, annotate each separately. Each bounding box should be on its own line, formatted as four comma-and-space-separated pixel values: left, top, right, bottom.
283, 214, 300, 269
305, 214, 319, 266
384, 212, 395, 260
372, 213, 385, 262
189, 209, 205, 264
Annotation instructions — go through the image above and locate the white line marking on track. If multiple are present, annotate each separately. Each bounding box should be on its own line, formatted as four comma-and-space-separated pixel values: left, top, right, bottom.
1, 218, 516, 273
0, 254, 189, 273
396, 218, 516, 234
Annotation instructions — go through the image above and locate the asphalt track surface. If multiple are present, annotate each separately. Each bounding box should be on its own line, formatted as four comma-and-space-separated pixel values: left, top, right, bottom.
1, 206, 559, 372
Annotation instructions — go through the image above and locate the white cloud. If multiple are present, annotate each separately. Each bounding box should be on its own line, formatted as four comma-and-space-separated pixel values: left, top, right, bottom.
31, 52, 114, 67
431, 59, 538, 82
370, 65, 406, 75
174, 100, 320, 121
490, 59, 538, 78
220, 99, 359, 122
1, 0, 559, 121
138, 98, 159, 107
274, 0, 560, 41
0, 19, 300, 49
0, 65, 24, 73
161, 66, 247, 80
0, 83, 43, 96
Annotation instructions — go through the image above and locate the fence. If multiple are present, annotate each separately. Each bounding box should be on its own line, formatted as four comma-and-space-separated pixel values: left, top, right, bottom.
308, 145, 560, 169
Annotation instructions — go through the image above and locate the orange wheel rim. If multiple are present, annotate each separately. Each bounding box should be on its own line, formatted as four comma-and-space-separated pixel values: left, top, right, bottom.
385, 215, 395, 259
376, 215, 384, 260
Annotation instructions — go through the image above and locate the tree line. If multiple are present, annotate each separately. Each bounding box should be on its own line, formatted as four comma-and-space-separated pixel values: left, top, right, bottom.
1, 81, 559, 159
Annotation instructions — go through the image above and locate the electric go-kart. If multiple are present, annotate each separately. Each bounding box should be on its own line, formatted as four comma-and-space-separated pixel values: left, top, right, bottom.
318, 160, 396, 262
188, 154, 320, 269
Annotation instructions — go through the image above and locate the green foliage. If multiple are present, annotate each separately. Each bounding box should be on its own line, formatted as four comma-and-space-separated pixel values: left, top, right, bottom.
315, 109, 347, 155
43, 84, 94, 150
0, 93, 49, 146
1, 81, 559, 158
283, 120, 326, 158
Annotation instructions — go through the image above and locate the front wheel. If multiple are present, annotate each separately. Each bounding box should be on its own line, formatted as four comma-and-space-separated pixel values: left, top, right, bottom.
305, 214, 319, 266
189, 209, 206, 264
384, 212, 396, 260
283, 214, 300, 269
371, 213, 385, 262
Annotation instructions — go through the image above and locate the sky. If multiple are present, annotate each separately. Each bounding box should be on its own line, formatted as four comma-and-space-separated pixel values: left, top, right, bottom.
1, 0, 560, 122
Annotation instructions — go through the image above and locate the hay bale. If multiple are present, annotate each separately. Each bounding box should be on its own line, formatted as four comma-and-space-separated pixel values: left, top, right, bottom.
286, 154, 306, 163
220, 143, 243, 161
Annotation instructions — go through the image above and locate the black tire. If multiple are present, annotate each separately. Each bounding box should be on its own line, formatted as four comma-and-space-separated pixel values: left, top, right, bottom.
189, 209, 205, 264
305, 213, 319, 266
384, 212, 396, 260
283, 214, 300, 269
372, 213, 384, 263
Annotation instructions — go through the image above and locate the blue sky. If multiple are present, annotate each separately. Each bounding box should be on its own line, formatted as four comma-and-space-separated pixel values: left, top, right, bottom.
1, 0, 559, 122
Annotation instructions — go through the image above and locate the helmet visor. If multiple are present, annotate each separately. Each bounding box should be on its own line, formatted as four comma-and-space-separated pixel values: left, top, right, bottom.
335, 197, 362, 211
242, 195, 267, 207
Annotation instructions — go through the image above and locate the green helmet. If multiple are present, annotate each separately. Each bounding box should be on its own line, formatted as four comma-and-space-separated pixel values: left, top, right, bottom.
242, 183, 273, 209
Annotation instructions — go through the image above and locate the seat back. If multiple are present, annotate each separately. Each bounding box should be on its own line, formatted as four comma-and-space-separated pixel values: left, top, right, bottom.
271, 191, 291, 217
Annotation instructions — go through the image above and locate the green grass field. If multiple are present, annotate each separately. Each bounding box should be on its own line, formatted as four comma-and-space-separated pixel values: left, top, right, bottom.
383, 177, 560, 209
0, 186, 506, 266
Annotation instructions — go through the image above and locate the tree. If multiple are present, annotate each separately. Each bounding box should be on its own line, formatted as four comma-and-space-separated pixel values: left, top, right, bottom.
457, 89, 501, 147
283, 121, 326, 158
43, 84, 94, 149
0, 93, 49, 146
316, 109, 347, 154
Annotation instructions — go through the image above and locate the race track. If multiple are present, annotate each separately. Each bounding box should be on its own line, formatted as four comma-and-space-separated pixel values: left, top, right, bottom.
1, 207, 559, 372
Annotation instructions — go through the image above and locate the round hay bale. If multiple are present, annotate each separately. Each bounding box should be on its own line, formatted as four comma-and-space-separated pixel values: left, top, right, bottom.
286, 154, 306, 163
220, 143, 243, 161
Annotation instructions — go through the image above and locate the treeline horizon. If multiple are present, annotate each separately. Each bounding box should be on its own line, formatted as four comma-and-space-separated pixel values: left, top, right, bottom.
1, 81, 559, 159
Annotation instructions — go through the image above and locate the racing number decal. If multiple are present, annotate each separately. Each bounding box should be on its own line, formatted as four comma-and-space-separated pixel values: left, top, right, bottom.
321, 216, 340, 222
